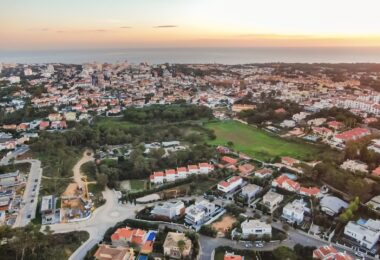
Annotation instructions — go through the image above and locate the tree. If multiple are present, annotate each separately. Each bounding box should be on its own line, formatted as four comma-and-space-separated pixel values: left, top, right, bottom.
273, 246, 297, 260
96, 173, 108, 188
177, 240, 186, 256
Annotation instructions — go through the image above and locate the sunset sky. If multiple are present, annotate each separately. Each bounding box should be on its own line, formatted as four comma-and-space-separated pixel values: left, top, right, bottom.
1, 0, 380, 50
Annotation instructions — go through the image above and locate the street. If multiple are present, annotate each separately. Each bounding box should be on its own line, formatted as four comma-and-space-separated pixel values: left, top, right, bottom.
13, 159, 43, 228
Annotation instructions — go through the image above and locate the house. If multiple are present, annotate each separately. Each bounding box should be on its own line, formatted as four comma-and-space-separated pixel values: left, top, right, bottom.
150, 171, 165, 184
327, 121, 344, 130
224, 252, 244, 260
165, 169, 177, 182
185, 200, 218, 229
272, 174, 300, 193
64, 112, 77, 121
368, 139, 380, 154
221, 156, 238, 165
254, 168, 273, 179
340, 160, 368, 173
40, 195, 58, 224
187, 165, 199, 175
176, 167, 188, 178
0, 171, 20, 188
94, 244, 134, 260
320, 195, 348, 216
151, 200, 185, 219
300, 187, 321, 197
48, 113, 62, 121
366, 195, 380, 212
282, 199, 308, 224
307, 118, 327, 126
241, 219, 271, 238
344, 218, 380, 249
232, 104, 256, 112
333, 127, 371, 144
163, 232, 192, 259
281, 157, 300, 167
275, 108, 286, 114
313, 245, 352, 260
312, 127, 333, 137
198, 163, 214, 174
280, 120, 296, 128
372, 166, 380, 177
39, 121, 50, 130
240, 184, 262, 203
238, 163, 255, 177
217, 176, 243, 193
111, 227, 147, 247
262, 191, 283, 213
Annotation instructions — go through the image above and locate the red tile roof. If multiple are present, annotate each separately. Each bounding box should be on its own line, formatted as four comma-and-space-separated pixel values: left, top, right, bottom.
372, 166, 380, 177
221, 156, 238, 165
334, 128, 370, 141
219, 176, 242, 188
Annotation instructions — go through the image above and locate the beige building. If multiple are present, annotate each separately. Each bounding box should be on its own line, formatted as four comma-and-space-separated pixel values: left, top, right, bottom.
163, 232, 192, 259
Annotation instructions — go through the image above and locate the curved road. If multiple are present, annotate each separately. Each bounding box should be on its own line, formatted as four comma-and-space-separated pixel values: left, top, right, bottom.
49, 188, 144, 260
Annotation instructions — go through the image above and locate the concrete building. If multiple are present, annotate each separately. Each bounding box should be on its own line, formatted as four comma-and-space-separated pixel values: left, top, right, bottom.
282, 199, 308, 224
344, 218, 380, 249
151, 200, 185, 219
241, 219, 272, 238
185, 200, 217, 228
240, 184, 262, 203
262, 191, 284, 213
320, 195, 348, 216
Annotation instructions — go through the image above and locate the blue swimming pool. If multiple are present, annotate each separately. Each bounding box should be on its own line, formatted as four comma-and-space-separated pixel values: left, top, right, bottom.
146, 231, 156, 241
138, 255, 148, 260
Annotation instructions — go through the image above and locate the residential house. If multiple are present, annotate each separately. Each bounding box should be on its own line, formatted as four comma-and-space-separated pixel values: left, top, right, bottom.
217, 176, 243, 193
281, 157, 300, 167
313, 245, 352, 260
198, 163, 214, 174
320, 195, 348, 216
238, 163, 255, 177
241, 219, 271, 238
187, 165, 199, 175
163, 232, 192, 259
282, 199, 308, 224
333, 128, 371, 144
94, 244, 134, 260
221, 156, 238, 165
232, 104, 256, 112
40, 195, 58, 224
262, 191, 284, 213
240, 184, 262, 203
340, 160, 368, 173
300, 187, 321, 197
185, 200, 217, 228
224, 252, 244, 260
254, 168, 273, 179
151, 200, 185, 219
327, 121, 344, 131
272, 174, 300, 193
344, 218, 380, 249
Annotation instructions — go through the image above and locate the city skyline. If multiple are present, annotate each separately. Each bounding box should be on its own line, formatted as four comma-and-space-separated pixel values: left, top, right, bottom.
2, 0, 380, 50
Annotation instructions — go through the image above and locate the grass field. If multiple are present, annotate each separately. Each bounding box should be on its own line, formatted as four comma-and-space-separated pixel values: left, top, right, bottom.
130, 179, 146, 191
206, 120, 320, 161
95, 117, 138, 129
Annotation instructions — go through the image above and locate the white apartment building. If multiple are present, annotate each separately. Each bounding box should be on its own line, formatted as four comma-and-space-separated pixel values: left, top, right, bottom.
344, 219, 380, 249
241, 219, 272, 238
262, 191, 284, 213
241, 184, 262, 202
151, 200, 185, 219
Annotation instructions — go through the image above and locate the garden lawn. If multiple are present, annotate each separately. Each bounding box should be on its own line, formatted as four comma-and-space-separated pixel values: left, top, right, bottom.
130, 179, 146, 191
206, 120, 320, 161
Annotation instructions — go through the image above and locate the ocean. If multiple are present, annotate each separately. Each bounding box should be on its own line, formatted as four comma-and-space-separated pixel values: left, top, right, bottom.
1, 47, 380, 64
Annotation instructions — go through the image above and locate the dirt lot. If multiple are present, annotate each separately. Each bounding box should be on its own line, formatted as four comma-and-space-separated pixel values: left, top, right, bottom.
212, 214, 237, 233
62, 183, 79, 197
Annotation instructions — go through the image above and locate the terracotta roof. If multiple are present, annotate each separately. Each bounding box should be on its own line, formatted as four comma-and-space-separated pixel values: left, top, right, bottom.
334, 128, 370, 141
221, 156, 238, 165
372, 166, 380, 177
219, 176, 242, 188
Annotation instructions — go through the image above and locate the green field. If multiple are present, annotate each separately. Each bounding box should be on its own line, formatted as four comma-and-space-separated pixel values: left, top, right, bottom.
95, 117, 138, 129
206, 120, 320, 161
130, 179, 146, 191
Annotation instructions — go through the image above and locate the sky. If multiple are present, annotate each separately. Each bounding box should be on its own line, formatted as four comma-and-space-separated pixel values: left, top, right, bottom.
1, 0, 380, 50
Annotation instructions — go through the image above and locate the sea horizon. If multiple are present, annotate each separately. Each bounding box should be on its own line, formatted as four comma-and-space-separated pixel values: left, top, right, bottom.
1, 47, 380, 64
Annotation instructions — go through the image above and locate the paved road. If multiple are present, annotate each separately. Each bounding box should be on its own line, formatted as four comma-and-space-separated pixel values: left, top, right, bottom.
13, 159, 43, 228
49, 188, 144, 260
